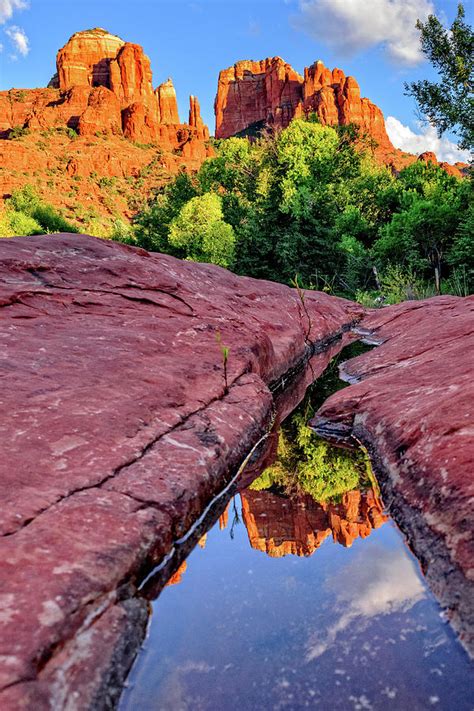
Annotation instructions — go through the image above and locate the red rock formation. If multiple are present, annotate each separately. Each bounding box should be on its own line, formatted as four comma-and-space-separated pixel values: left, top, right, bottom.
219, 503, 230, 530
418, 151, 438, 164
55, 28, 125, 90
215, 57, 303, 139
416, 150, 466, 178
240, 486, 386, 557
215, 57, 393, 158
77, 86, 122, 136
156, 78, 180, 124
0, 233, 365, 706
189, 94, 209, 140
0, 28, 210, 161
166, 560, 188, 586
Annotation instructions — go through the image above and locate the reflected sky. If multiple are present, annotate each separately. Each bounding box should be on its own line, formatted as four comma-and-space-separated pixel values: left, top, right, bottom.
120, 492, 473, 711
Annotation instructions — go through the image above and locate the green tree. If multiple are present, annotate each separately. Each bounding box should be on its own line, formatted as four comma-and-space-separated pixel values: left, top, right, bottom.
132, 171, 198, 253
168, 193, 235, 267
405, 3, 474, 151
5, 185, 78, 235
250, 410, 368, 502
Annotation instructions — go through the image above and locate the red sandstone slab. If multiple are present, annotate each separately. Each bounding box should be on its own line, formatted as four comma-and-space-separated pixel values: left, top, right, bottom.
0, 234, 361, 536
0, 234, 362, 705
311, 295, 474, 655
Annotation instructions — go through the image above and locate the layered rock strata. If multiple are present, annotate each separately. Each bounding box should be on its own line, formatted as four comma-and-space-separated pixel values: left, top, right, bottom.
214, 57, 467, 174
0, 233, 363, 709
310, 296, 474, 656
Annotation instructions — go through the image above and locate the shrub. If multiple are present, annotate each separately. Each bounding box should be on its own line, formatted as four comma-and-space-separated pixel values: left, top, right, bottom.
0, 208, 42, 237
9, 125, 30, 140
168, 193, 235, 267
8, 185, 78, 234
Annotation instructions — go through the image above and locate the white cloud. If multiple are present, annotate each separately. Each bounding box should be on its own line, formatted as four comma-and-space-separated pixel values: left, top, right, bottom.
5, 24, 29, 56
305, 546, 425, 661
294, 0, 435, 65
386, 116, 472, 163
0, 0, 28, 24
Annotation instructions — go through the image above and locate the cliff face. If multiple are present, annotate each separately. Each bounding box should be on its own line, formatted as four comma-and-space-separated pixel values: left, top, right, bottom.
214, 57, 469, 173
214, 57, 393, 155
54, 29, 126, 90
0, 28, 210, 159
214, 57, 304, 138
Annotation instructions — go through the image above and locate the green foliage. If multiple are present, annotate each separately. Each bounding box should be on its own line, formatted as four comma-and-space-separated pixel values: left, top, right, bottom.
110, 218, 133, 242
132, 171, 198, 252
405, 3, 474, 151
97, 176, 117, 190
215, 330, 230, 392
250, 410, 368, 502
251, 346, 373, 501
9, 125, 30, 140
168, 193, 235, 267
372, 163, 466, 292
0, 208, 42, 237
122, 115, 472, 297
5, 185, 78, 235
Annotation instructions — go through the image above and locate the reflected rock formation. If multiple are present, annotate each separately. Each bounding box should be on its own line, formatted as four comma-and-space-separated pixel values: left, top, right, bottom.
166, 560, 188, 587
240, 488, 386, 557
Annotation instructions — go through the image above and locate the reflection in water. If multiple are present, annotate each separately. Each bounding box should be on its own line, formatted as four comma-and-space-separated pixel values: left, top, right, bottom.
120, 373, 473, 710
305, 545, 426, 662
121, 492, 473, 711
241, 487, 386, 557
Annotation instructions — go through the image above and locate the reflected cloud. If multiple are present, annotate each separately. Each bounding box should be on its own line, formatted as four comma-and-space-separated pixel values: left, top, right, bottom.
305, 545, 425, 661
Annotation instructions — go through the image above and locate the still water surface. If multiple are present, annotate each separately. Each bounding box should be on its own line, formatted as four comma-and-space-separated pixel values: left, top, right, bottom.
120, 488, 473, 710
120, 359, 473, 710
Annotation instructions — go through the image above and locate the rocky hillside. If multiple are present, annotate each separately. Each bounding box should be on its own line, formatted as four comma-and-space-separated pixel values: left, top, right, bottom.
1, 28, 210, 151
0, 30, 467, 232
0, 29, 212, 230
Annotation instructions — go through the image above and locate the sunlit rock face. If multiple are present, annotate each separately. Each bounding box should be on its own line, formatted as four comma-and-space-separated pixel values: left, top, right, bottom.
0, 28, 211, 161
214, 57, 393, 155
214, 57, 304, 139
55, 28, 126, 90
240, 488, 386, 557
214, 57, 465, 175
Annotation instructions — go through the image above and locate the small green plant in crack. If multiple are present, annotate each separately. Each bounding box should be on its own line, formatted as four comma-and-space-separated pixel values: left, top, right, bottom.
215, 330, 230, 395
291, 274, 313, 346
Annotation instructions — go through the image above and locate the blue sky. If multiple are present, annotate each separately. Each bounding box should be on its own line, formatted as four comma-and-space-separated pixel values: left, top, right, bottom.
0, 0, 471, 161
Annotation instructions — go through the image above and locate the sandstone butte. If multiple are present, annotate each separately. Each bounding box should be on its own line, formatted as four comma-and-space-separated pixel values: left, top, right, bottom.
0, 233, 472, 708
0, 28, 212, 221
0, 28, 210, 153
214, 57, 467, 176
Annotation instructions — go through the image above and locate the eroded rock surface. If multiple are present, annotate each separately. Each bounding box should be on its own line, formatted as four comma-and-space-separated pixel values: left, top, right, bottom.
0, 233, 362, 708
311, 296, 474, 656
214, 57, 467, 175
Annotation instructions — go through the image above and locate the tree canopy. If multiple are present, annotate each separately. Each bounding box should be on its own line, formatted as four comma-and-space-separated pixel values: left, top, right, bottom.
405, 3, 474, 152
129, 117, 472, 299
